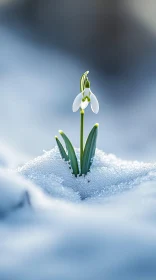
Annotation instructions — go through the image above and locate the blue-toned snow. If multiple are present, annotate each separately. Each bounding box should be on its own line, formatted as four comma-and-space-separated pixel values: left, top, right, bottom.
0, 148, 156, 279
18, 147, 156, 201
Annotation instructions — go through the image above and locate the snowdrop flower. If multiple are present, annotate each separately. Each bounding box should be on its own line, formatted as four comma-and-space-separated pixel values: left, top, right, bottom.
72, 79, 99, 114
56, 71, 100, 177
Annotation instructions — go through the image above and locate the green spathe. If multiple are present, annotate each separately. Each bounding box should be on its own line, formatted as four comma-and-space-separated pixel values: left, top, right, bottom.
80, 71, 89, 92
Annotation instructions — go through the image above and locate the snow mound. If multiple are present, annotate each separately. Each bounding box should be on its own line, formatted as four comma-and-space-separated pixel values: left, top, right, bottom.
0, 168, 53, 217
1, 160, 156, 279
18, 147, 156, 201
1, 176, 156, 280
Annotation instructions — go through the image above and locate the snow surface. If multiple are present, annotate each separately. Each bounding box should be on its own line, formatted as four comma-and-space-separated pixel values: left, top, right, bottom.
1, 153, 156, 279
0, 148, 156, 279
18, 147, 156, 201
0, 168, 50, 216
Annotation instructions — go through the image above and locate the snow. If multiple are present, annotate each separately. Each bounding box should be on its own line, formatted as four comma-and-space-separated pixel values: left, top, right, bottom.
0, 147, 155, 279
1, 162, 156, 279
0, 168, 53, 216
18, 147, 156, 201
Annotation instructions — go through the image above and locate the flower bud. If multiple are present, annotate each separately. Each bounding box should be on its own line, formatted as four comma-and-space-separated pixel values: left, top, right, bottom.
84, 78, 90, 88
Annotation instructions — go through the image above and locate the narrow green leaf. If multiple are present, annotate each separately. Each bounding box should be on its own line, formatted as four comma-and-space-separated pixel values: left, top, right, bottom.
59, 130, 79, 176
55, 136, 69, 162
80, 70, 89, 92
81, 123, 99, 175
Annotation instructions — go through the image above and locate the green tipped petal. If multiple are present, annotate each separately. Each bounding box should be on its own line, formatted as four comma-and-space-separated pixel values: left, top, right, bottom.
59, 131, 79, 176
81, 123, 99, 175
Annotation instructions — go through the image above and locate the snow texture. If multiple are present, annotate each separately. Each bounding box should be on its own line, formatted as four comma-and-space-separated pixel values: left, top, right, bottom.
18, 147, 156, 201
0, 148, 156, 279
0, 168, 53, 216
1, 165, 156, 279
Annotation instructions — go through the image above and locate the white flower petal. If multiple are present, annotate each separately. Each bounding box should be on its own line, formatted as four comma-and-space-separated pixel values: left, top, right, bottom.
81, 100, 89, 110
84, 88, 90, 97
72, 92, 82, 112
90, 92, 99, 114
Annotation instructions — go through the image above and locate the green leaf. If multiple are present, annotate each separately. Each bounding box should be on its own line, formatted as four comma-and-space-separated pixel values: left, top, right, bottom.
59, 130, 79, 176
81, 123, 99, 175
55, 136, 69, 162
80, 70, 89, 92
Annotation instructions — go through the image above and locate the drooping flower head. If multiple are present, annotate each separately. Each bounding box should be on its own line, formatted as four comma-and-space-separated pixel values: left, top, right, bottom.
72, 74, 99, 114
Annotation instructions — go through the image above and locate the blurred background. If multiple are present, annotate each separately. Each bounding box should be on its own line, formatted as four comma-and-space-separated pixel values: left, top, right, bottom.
0, 0, 156, 166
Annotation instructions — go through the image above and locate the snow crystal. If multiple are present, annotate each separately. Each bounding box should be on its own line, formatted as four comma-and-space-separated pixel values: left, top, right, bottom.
18, 147, 156, 201
0, 151, 156, 279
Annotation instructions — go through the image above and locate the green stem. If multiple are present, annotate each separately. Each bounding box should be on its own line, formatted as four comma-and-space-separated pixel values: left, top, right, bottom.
80, 109, 84, 172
